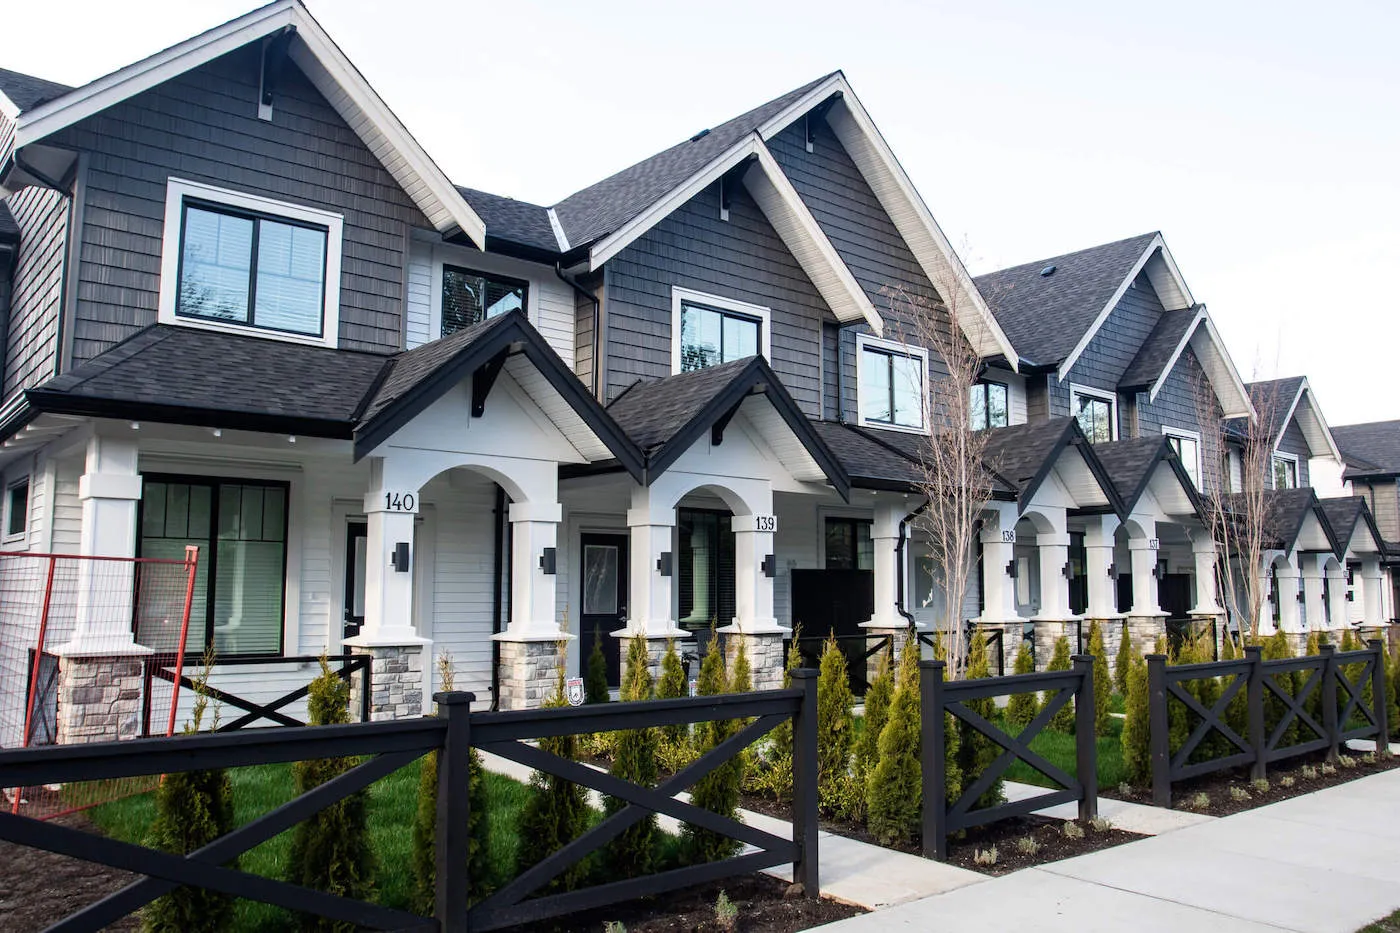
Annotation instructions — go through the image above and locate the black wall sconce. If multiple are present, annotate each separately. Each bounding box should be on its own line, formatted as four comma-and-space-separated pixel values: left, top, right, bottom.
1061, 561, 1073, 579
762, 554, 777, 578
1347, 591, 1355, 602
1296, 590, 1306, 603
1005, 560, 1018, 579
392, 542, 411, 573
1107, 563, 1117, 578
657, 551, 673, 576
539, 547, 557, 575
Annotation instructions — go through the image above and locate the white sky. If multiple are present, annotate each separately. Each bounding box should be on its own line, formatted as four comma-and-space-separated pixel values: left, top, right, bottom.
12, 0, 1399, 425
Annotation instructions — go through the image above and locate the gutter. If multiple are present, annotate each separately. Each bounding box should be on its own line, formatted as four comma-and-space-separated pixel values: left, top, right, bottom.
894, 498, 930, 625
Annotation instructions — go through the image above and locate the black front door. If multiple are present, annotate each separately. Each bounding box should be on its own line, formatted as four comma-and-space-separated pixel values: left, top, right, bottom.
579, 533, 628, 686
344, 522, 367, 639
1159, 573, 1193, 621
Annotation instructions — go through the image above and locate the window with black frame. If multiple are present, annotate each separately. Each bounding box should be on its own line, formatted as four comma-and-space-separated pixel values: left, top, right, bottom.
176, 201, 328, 336
860, 345, 924, 429
441, 265, 528, 336
1272, 455, 1298, 489
677, 508, 736, 628
824, 517, 873, 570
970, 380, 1009, 430
1073, 391, 1114, 443
137, 477, 288, 657
679, 300, 761, 372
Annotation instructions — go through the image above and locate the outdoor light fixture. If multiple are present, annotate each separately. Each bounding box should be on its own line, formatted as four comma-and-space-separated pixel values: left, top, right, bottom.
1006, 560, 1018, 579
391, 542, 410, 573
762, 554, 776, 578
656, 551, 673, 576
1062, 561, 1073, 579
1107, 563, 1117, 578
539, 547, 557, 575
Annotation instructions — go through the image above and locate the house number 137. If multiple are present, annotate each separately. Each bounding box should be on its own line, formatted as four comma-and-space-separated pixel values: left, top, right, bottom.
383, 492, 416, 512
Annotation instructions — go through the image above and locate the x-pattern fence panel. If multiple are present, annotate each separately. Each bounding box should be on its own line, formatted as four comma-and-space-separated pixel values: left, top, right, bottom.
920, 656, 1098, 860
1147, 640, 1390, 806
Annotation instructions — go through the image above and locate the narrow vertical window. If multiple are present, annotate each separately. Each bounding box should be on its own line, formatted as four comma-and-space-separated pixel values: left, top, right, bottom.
970, 380, 1009, 430
4, 478, 29, 538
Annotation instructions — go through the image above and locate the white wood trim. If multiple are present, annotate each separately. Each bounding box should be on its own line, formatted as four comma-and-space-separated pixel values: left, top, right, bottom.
1274, 377, 1342, 463
1161, 425, 1202, 488
2, 473, 29, 543
669, 286, 772, 375
855, 332, 929, 433
13, 0, 485, 246
1272, 450, 1300, 490
0, 91, 20, 121
1057, 235, 1165, 381
1069, 383, 1118, 441
1183, 310, 1255, 420
546, 208, 570, 252
157, 176, 343, 348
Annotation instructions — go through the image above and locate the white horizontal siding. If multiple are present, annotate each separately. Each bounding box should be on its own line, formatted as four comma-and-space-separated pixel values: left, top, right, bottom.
424, 472, 499, 699
404, 243, 433, 349
50, 459, 82, 554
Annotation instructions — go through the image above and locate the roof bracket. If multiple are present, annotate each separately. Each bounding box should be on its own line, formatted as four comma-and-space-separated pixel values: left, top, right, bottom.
710, 394, 748, 447
258, 26, 297, 121
470, 348, 509, 418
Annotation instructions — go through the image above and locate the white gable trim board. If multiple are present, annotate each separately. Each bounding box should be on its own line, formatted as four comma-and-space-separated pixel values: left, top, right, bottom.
1273, 378, 1342, 463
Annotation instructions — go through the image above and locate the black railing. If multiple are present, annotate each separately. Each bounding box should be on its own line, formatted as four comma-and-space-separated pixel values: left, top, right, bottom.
785, 634, 889, 694
0, 676, 819, 932
919, 656, 1098, 860
1147, 640, 1390, 807
1166, 618, 1220, 661
141, 653, 373, 733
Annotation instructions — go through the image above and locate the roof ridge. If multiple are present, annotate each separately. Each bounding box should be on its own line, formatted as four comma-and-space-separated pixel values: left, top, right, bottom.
975, 231, 1159, 280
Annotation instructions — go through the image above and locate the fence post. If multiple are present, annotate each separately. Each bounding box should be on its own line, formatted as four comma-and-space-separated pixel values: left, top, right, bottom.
1245, 646, 1267, 781
919, 659, 947, 860
1368, 640, 1389, 755
1146, 654, 1171, 808
360, 658, 372, 724
435, 690, 474, 931
1071, 655, 1098, 821
1320, 644, 1339, 762
790, 668, 820, 897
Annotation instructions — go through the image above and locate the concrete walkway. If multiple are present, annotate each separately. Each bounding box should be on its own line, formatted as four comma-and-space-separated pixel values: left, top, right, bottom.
817, 767, 1400, 933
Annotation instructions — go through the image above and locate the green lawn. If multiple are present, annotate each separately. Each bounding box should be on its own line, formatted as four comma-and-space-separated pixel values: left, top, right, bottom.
89, 759, 530, 932
1002, 715, 1126, 791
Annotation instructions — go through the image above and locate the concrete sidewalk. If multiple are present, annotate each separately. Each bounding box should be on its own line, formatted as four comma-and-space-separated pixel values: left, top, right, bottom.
817, 767, 1400, 933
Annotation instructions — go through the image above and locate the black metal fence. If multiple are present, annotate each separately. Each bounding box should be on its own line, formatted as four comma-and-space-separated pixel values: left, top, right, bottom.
0, 676, 819, 932
919, 655, 1098, 860
785, 634, 889, 695
1147, 640, 1390, 807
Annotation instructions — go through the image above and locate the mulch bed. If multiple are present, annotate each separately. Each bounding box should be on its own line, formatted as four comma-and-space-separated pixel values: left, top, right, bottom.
0, 812, 139, 933
509, 873, 864, 933
1107, 746, 1400, 817
740, 793, 1140, 875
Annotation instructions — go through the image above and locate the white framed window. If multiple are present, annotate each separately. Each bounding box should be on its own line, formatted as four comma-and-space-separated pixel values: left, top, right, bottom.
159, 178, 343, 348
1162, 426, 1202, 490
4, 476, 29, 541
671, 287, 771, 374
856, 333, 928, 432
1070, 383, 1116, 443
1273, 452, 1299, 489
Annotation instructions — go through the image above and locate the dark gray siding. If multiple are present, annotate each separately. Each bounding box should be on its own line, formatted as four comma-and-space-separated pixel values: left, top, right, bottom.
1051, 271, 1165, 423
603, 181, 830, 413
2, 185, 68, 400
1026, 374, 1050, 422
1275, 416, 1312, 488
573, 269, 600, 399
1139, 346, 1226, 495
47, 43, 435, 362
768, 118, 952, 422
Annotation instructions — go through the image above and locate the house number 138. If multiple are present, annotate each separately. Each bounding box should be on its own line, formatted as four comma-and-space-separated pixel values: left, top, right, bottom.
383, 492, 416, 512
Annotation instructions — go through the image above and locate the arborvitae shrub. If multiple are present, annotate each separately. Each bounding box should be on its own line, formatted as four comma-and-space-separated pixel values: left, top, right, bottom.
657, 639, 689, 751
816, 633, 855, 813
957, 632, 1003, 810
518, 656, 593, 892
144, 675, 235, 933
1044, 636, 1075, 733
1121, 653, 1151, 787
750, 629, 804, 800
682, 635, 743, 864
1114, 621, 1133, 697
288, 657, 376, 932
1087, 621, 1112, 736
1005, 638, 1038, 734
1386, 643, 1400, 742
607, 634, 659, 878
1177, 637, 1224, 763
853, 647, 893, 784
586, 627, 611, 704
865, 638, 926, 845
1261, 629, 1300, 748
1220, 629, 1238, 661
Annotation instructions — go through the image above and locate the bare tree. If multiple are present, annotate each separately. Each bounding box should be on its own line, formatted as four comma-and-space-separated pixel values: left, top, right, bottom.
885, 287, 999, 680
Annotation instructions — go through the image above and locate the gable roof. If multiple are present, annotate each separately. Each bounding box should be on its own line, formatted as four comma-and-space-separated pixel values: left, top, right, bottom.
1091, 435, 1205, 520
809, 422, 922, 492
1317, 496, 1385, 557
605, 357, 850, 498
2, 1, 485, 247
1117, 306, 1254, 419
975, 417, 1122, 515
833, 423, 1019, 498
1246, 376, 1341, 462
1217, 487, 1339, 555
1333, 420, 1400, 479
0, 68, 72, 115
975, 232, 1193, 377
456, 187, 559, 257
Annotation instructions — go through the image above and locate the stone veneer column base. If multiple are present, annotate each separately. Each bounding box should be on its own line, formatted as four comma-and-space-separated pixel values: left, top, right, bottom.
1281, 631, 1308, 655
1187, 613, 1227, 657
495, 638, 566, 711
1126, 616, 1168, 658
722, 631, 785, 692
56, 655, 146, 744
861, 626, 913, 685
615, 630, 693, 689
1032, 620, 1071, 672
347, 644, 425, 721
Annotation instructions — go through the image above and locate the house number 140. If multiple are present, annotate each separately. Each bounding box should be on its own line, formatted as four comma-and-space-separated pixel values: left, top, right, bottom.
383, 492, 417, 512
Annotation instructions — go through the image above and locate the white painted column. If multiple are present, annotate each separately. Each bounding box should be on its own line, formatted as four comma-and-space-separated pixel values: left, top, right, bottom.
976, 507, 1020, 624
57, 433, 147, 656
1128, 536, 1163, 617
624, 487, 686, 639
1300, 556, 1326, 632
731, 513, 780, 632
349, 487, 423, 647
1189, 533, 1223, 614
1325, 565, 1348, 631
1275, 558, 1303, 633
1083, 515, 1121, 619
863, 500, 908, 630
1360, 556, 1385, 626
507, 501, 563, 637
1034, 532, 1073, 620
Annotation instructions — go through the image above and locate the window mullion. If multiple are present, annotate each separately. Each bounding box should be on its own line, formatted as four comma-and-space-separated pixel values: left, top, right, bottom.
203, 481, 219, 656
246, 218, 261, 328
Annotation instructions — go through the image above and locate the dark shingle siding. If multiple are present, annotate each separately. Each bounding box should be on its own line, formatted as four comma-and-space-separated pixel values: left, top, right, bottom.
47, 45, 434, 362
1057, 270, 1164, 423
1276, 416, 1312, 488
603, 181, 829, 414
2, 186, 68, 400
1139, 345, 1225, 495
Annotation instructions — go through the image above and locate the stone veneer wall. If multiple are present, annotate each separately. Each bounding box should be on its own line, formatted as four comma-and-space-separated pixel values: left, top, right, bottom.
348, 644, 424, 721
1126, 616, 1168, 658
496, 639, 566, 710
56, 655, 145, 744
724, 632, 785, 691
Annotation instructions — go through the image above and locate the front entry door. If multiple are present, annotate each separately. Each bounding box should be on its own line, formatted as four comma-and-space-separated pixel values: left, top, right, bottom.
344, 522, 367, 639
579, 533, 628, 686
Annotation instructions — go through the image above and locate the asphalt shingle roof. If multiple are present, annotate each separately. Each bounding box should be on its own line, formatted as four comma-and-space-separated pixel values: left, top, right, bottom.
1089, 436, 1169, 506
1317, 496, 1373, 549
604, 358, 755, 454
455, 187, 558, 255
1118, 308, 1199, 392
974, 233, 1158, 368
977, 418, 1082, 496
551, 73, 836, 250
1332, 421, 1400, 477
0, 67, 71, 112
810, 423, 923, 490
1243, 377, 1306, 444
358, 312, 516, 424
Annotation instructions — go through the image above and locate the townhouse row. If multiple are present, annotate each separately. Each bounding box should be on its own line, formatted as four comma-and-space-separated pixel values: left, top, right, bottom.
0, 1, 1391, 736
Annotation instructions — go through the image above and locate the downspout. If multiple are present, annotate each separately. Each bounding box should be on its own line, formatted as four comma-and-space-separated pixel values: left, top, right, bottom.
490, 484, 507, 710
894, 498, 930, 625
833, 320, 864, 422
556, 263, 602, 399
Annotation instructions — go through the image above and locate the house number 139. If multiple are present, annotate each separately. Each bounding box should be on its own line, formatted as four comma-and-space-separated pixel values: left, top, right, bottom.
383, 492, 416, 512
754, 515, 777, 532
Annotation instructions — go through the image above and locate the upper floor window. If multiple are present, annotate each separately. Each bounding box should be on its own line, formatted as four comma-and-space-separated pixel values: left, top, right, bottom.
671, 287, 770, 373
4, 477, 28, 540
441, 266, 527, 336
160, 178, 343, 347
970, 380, 1009, 430
1071, 385, 1116, 444
1273, 454, 1299, 489
1164, 427, 1202, 489
857, 334, 927, 431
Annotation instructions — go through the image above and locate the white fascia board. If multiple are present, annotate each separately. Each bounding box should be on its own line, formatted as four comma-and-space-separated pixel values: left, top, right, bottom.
1271, 381, 1306, 454
1191, 311, 1255, 420
1057, 234, 1163, 381
1143, 238, 1194, 310
12, 0, 485, 247
818, 86, 1018, 369
546, 208, 570, 252
1145, 306, 1207, 404
745, 142, 882, 334
1290, 379, 1343, 463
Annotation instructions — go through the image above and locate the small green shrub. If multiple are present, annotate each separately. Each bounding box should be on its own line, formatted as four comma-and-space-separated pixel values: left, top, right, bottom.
1113, 620, 1132, 697
1087, 621, 1112, 736
657, 638, 690, 752
715, 890, 738, 932
606, 634, 659, 879
1261, 629, 1301, 748
816, 633, 855, 814
1121, 653, 1150, 787
585, 627, 611, 704
865, 638, 928, 846
681, 634, 743, 864
752, 626, 804, 801
853, 646, 894, 783
1043, 636, 1075, 733
1005, 638, 1038, 734
957, 631, 1004, 810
